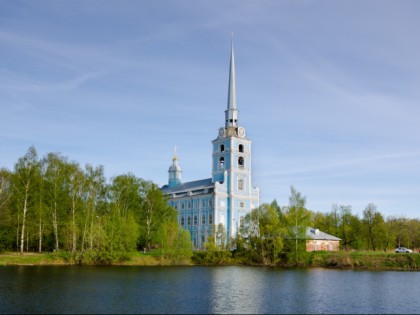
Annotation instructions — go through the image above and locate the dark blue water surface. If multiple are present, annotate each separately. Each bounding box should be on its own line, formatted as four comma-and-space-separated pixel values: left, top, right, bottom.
0, 266, 419, 314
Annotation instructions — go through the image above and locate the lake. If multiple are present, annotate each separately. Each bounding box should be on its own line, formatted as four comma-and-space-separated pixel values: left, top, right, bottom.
0, 266, 419, 314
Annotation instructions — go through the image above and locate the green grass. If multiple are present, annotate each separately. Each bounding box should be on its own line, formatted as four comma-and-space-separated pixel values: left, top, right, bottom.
1, 250, 419, 269
0, 252, 68, 266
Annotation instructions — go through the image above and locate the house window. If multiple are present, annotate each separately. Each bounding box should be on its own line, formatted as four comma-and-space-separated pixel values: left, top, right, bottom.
238, 179, 244, 190
187, 216, 191, 226
238, 156, 244, 169
202, 214, 206, 225
209, 214, 213, 225
239, 144, 244, 153
181, 216, 185, 226
219, 157, 225, 169
194, 215, 197, 225
220, 145, 225, 152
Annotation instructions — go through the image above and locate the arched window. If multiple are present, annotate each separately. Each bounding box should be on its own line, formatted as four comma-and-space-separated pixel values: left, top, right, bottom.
187, 216, 191, 226
238, 156, 244, 168
181, 216, 185, 226
219, 157, 225, 169
194, 215, 197, 225
239, 144, 244, 153
220, 145, 225, 152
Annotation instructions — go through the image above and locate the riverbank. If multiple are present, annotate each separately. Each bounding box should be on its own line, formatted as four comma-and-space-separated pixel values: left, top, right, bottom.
1, 251, 419, 270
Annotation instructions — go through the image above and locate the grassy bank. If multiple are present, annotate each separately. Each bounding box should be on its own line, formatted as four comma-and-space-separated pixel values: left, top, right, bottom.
292, 251, 420, 270
1, 251, 419, 270
0, 251, 188, 266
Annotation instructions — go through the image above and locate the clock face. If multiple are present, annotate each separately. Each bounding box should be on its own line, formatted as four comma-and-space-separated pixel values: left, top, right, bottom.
219, 128, 225, 138
238, 127, 245, 138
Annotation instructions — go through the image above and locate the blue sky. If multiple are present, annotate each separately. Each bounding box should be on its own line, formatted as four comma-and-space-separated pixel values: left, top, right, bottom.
1, 1, 419, 218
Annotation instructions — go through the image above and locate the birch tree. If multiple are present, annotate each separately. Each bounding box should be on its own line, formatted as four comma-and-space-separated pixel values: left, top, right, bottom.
14, 146, 40, 254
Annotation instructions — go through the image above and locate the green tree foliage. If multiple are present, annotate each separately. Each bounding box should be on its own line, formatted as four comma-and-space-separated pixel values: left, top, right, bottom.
362, 203, 386, 251
138, 181, 175, 250
240, 203, 285, 265
13, 146, 41, 254
283, 186, 311, 262
158, 220, 193, 263
0, 147, 185, 264
0, 168, 14, 252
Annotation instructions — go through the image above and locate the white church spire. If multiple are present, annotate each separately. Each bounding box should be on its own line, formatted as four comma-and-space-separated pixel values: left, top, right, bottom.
225, 34, 239, 128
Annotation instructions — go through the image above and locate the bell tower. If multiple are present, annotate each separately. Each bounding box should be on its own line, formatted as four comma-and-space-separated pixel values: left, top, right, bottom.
212, 37, 259, 240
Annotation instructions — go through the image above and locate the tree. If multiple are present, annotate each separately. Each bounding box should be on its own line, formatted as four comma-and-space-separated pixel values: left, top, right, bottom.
138, 180, 173, 250
43, 153, 69, 251
13, 146, 41, 254
362, 203, 386, 251
0, 168, 14, 251
158, 220, 192, 263
284, 186, 310, 262
241, 203, 285, 265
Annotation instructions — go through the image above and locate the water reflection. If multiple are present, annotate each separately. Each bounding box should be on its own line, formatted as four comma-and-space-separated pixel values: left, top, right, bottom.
1, 266, 419, 314
208, 266, 265, 314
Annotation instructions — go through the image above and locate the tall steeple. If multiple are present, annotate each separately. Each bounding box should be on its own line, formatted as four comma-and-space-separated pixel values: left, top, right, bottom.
225, 35, 238, 128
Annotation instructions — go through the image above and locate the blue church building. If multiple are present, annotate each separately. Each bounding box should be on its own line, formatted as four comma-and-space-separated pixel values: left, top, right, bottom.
161, 42, 260, 249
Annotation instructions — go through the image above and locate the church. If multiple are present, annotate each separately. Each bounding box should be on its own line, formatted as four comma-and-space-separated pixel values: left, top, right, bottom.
161, 42, 260, 249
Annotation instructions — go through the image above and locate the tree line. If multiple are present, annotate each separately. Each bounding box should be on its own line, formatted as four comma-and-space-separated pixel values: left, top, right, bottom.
206, 187, 420, 266
0, 146, 192, 263
1, 147, 419, 265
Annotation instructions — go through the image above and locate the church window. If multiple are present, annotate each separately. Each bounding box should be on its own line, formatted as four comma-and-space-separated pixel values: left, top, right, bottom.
181, 216, 185, 226
202, 199, 206, 207
220, 145, 225, 152
174, 204, 178, 210
240, 202, 244, 208
188, 202, 191, 209
194, 215, 197, 225
187, 216, 191, 226
239, 144, 244, 153
202, 214, 206, 225
219, 157, 225, 169
238, 179, 244, 190
238, 156, 244, 169
209, 214, 213, 225
209, 200, 213, 207
194, 200, 198, 208
181, 203, 185, 209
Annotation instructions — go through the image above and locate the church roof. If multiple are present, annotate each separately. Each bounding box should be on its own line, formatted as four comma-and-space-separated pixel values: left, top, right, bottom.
306, 227, 342, 241
161, 178, 213, 195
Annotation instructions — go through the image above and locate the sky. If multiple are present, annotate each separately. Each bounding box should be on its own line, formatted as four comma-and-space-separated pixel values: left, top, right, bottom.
1, 0, 419, 219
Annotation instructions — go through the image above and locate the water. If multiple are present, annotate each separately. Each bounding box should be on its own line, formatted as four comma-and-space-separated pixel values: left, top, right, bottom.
0, 266, 419, 314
